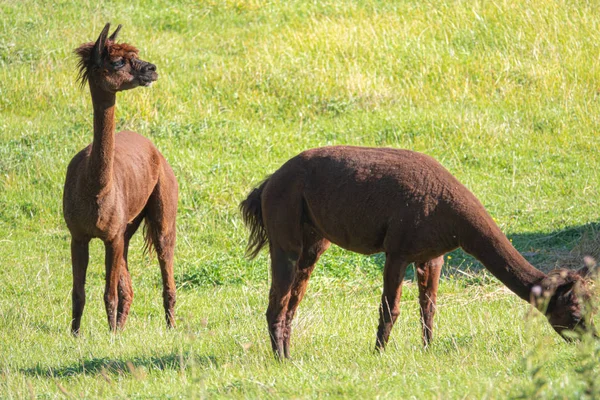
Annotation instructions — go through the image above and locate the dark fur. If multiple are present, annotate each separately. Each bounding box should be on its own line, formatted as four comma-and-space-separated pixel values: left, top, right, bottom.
241, 146, 595, 359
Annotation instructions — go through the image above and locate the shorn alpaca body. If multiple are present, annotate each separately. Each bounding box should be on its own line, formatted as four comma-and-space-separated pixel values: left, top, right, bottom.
241, 146, 594, 359
64, 24, 178, 334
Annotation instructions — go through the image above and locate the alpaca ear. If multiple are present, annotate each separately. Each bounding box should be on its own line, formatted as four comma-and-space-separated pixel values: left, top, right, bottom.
578, 256, 597, 280
530, 285, 546, 309
108, 24, 122, 42
92, 23, 111, 66
531, 276, 576, 311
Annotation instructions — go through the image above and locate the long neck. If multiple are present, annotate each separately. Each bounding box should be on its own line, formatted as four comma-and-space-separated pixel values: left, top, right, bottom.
459, 209, 546, 302
88, 84, 116, 194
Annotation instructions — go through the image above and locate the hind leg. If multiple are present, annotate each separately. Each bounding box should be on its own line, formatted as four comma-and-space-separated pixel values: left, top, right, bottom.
266, 245, 300, 359
146, 164, 178, 328
116, 214, 144, 329
416, 256, 443, 346
375, 253, 410, 350
261, 173, 305, 358
283, 228, 330, 358
155, 227, 176, 328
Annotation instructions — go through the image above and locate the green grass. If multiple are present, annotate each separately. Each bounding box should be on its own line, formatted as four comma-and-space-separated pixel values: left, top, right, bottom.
1, 0, 600, 397
2, 273, 599, 398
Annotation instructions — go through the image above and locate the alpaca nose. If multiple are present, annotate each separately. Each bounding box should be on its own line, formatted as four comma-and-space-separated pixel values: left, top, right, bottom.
142, 63, 156, 73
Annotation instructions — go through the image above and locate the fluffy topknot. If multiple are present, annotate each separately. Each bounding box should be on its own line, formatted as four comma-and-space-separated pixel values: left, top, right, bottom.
74, 39, 138, 87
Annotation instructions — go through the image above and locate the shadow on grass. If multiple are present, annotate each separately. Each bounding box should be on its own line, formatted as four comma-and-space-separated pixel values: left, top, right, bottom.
370, 222, 600, 280
21, 352, 217, 378
463, 221, 599, 273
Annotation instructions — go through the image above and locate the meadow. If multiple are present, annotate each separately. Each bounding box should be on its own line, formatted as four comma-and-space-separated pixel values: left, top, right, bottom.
1, 0, 600, 397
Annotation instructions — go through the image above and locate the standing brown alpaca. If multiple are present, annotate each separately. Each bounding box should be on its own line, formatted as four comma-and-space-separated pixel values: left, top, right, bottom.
64, 23, 178, 334
240, 146, 595, 359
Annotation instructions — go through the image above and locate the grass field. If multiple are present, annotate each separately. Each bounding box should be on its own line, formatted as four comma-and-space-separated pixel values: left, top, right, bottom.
1, 0, 600, 398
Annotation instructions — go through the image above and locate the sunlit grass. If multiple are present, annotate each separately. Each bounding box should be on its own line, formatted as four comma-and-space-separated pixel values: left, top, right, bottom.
1, 0, 600, 397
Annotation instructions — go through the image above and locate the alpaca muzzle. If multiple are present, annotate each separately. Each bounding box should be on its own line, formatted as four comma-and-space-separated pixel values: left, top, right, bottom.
135, 60, 158, 86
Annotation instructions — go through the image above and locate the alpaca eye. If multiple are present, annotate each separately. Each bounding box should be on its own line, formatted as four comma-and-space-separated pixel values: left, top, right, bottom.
111, 59, 125, 69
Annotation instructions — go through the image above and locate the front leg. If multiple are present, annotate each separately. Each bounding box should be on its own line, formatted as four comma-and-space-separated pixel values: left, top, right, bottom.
117, 265, 133, 329
283, 236, 330, 358
71, 237, 90, 336
104, 238, 125, 332
375, 253, 409, 350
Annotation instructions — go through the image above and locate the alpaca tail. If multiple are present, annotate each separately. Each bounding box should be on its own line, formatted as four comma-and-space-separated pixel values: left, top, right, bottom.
240, 178, 270, 259
142, 216, 155, 257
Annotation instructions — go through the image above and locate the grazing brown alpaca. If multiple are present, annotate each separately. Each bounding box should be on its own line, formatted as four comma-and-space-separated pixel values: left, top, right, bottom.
63, 23, 178, 334
240, 146, 595, 359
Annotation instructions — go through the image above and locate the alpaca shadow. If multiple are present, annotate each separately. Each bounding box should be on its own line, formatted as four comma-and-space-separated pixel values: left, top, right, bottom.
21, 352, 217, 378
489, 221, 599, 272
368, 222, 600, 279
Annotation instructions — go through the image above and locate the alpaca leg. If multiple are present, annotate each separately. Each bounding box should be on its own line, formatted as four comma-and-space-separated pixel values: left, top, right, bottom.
71, 237, 90, 336
145, 166, 178, 328
104, 238, 126, 332
416, 256, 444, 346
117, 265, 133, 329
266, 245, 300, 359
261, 175, 304, 358
375, 253, 409, 350
116, 216, 144, 329
153, 226, 177, 328
283, 230, 330, 358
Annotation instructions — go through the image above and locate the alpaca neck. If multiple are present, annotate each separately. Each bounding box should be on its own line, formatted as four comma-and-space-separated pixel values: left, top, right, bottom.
460, 214, 546, 302
88, 84, 116, 195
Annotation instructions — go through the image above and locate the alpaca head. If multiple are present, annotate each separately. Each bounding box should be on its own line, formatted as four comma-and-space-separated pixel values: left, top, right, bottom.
532, 258, 597, 340
75, 23, 158, 93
